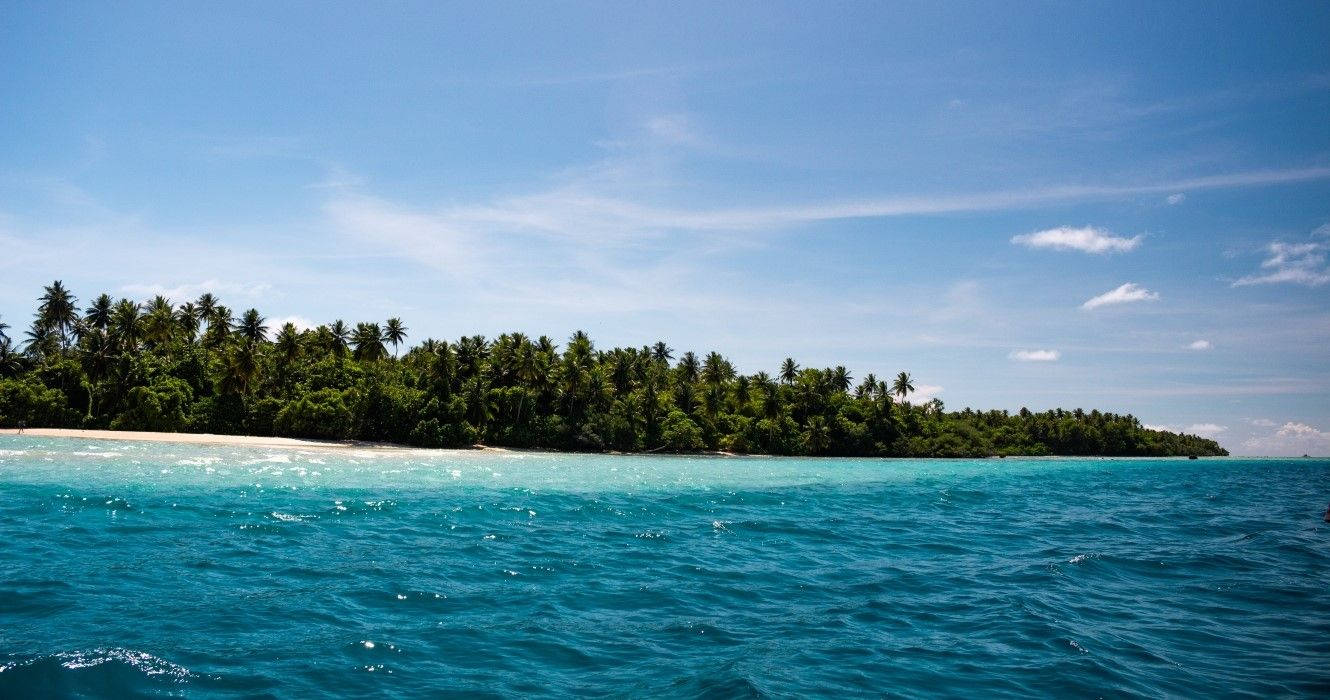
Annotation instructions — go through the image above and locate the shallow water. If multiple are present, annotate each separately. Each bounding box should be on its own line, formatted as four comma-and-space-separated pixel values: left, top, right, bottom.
1, 437, 1327, 697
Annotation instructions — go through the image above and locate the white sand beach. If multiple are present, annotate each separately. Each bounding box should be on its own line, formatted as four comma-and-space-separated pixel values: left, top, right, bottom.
0, 428, 421, 451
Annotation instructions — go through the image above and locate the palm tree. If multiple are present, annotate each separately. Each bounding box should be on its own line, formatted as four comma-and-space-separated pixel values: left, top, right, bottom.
384, 317, 407, 357
352, 322, 387, 361
0, 315, 8, 344
143, 303, 177, 349
651, 341, 674, 364
275, 323, 300, 363
205, 306, 233, 346
677, 351, 699, 383
238, 309, 268, 344
0, 339, 24, 378
701, 351, 734, 386
84, 294, 113, 331
780, 358, 799, 385
856, 372, 878, 399
23, 322, 57, 360
37, 280, 79, 348
831, 366, 852, 394
176, 302, 200, 343
328, 320, 351, 358
110, 299, 143, 353
195, 293, 218, 322
892, 371, 915, 403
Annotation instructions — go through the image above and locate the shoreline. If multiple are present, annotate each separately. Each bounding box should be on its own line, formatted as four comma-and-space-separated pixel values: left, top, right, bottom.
0, 428, 498, 452
0, 428, 1280, 458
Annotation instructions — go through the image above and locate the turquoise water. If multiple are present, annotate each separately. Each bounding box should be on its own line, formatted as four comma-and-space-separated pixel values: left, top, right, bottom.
1, 437, 1327, 697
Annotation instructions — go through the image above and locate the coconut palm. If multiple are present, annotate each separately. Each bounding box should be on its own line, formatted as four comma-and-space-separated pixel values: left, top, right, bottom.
37, 280, 79, 348
677, 351, 699, 383
143, 303, 177, 349
701, 351, 734, 386
352, 322, 387, 361
384, 317, 407, 357
176, 302, 200, 342
651, 341, 674, 364
275, 323, 300, 363
23, 322, 57, 360
84, 295, 113, 332
891, 372, 915, 403
328, 320, 350, 358
110, 299, 143, 352
238, 309, 267, 344
0, 315, 8, 344
831, 366, 852, 394
780, 358, 799, 385
195, 293, 218, 320
0, 338, 24, 378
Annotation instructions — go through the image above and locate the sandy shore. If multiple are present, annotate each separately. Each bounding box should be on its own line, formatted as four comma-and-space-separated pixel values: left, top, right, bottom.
0, 428, 425, 451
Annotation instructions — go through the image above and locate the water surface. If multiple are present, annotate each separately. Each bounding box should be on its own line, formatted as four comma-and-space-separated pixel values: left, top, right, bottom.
2, 437, 1327, 697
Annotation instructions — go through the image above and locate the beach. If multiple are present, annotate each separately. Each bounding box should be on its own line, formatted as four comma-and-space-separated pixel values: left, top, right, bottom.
0, 428, 419, 451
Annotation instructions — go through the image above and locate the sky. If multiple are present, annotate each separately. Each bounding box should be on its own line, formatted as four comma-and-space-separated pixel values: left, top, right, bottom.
1, 1, 1328, 455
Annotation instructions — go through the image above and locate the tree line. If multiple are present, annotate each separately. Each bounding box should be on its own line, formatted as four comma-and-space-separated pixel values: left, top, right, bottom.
0, 281, 1227, 457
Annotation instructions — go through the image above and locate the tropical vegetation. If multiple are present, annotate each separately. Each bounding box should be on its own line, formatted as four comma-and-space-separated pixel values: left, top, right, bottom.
0, 282, 1227, 457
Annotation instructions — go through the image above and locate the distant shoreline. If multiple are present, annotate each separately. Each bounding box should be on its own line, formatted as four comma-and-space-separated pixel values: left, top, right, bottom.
0, 428, 460, 452
1, 427, 1280, 458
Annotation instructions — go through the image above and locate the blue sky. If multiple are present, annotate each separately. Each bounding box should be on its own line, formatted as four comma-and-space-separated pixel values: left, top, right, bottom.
2, 1, 1328, 455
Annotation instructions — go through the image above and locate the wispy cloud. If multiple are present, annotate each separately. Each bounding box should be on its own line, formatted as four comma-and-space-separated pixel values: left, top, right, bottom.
1009, 349, 1060, 361
120, 280, 273, 303
1232, 235, 1330, 287
1011, 226, 1141, 253
1188, 339, 1212, 350
1081, 283, 1159, 310
1166, 193, 1185, 205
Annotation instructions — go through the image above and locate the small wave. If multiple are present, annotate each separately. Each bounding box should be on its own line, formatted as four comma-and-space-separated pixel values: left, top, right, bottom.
242, 454, 291, 465
269, 511, 316, 522
0, 648, 192, 696
69, 451, 123, 458
0, 449, 29, 457
175, 457, 222, 466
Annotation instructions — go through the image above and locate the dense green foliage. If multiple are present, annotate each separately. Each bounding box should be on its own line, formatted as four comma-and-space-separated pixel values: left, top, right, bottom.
0, 282, 1228, 457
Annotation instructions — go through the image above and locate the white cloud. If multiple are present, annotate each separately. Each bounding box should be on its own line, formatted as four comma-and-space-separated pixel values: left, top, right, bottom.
1081, 282, 1160, 310
1312, 223, 1330, 238
1187, 339, 1212, 350
1166, 193, 1185, 205
1010, 226, 1141, 253
912, 384, 944, 402
1232, 227, 1330, 287
1247, 418, 1276, 427
1009, 349, 1060, 361
120, 279, 273, 303
1186, 423, 1227, 438
268, 315, 316, 333
1242, 421, 1330, 456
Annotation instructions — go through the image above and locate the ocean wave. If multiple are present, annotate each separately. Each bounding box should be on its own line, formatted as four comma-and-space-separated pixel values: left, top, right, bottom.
0, 648, 192, 696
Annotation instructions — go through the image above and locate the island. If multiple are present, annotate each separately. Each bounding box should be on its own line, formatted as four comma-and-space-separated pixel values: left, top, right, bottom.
0, 281, 1227, 457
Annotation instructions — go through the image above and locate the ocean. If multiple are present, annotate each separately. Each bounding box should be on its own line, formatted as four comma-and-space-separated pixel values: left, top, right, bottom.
1, 436, 1327, 697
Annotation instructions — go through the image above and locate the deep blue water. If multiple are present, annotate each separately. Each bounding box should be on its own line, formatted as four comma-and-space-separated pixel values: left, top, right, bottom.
1, 437, 1327, 698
